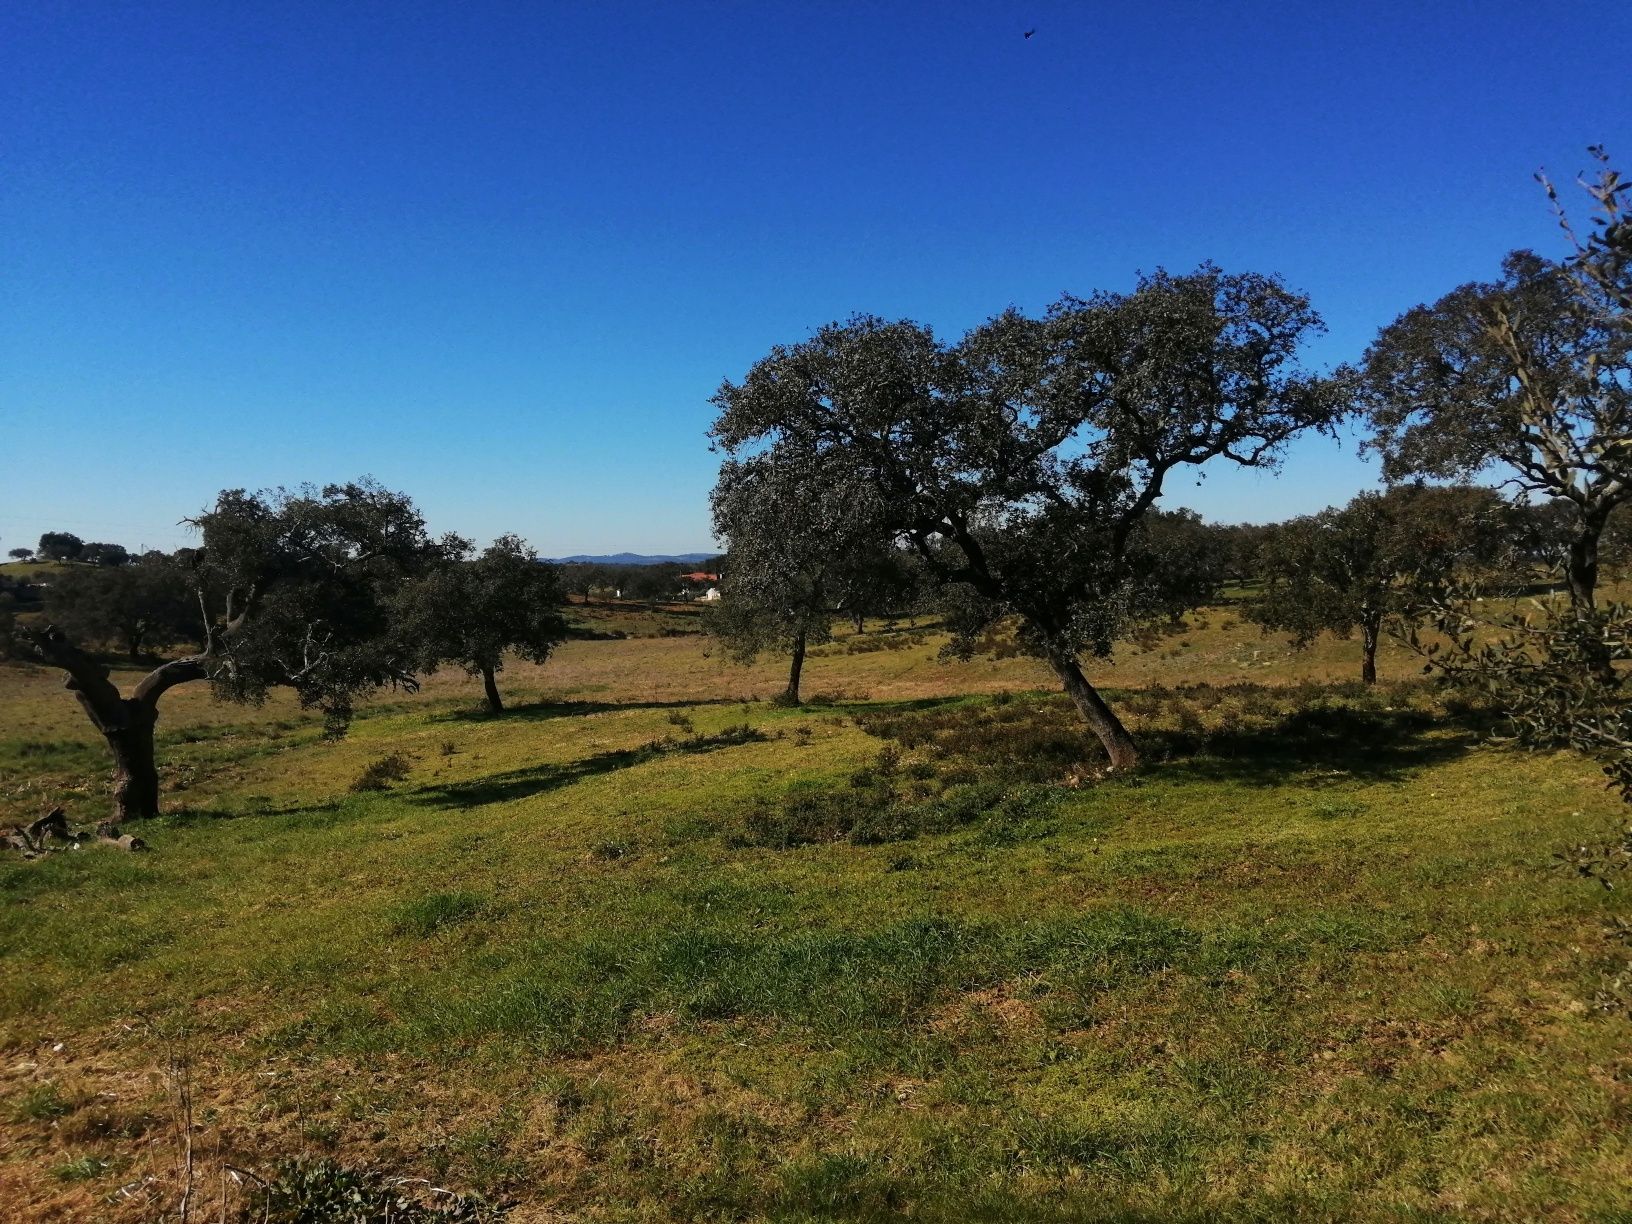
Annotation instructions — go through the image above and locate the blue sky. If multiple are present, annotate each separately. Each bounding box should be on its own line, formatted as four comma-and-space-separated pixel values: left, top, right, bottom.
2, 1, 1629, 555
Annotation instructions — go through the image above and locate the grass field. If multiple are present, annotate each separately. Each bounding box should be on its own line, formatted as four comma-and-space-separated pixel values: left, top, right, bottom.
3, 605, 1631, 1221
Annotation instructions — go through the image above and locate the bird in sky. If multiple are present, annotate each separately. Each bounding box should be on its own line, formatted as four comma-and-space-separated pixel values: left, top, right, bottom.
1023, 28, 1036, 39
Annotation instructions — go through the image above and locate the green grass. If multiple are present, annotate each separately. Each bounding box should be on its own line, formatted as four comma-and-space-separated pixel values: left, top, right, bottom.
2, 611, 1631, 1220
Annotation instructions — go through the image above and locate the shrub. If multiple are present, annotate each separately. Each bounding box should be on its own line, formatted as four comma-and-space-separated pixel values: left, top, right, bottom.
253, 1157, 498, 1223
350, 752, 413, 792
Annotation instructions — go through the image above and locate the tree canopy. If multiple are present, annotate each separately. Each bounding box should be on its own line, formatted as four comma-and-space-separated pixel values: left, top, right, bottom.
28, 480, 457, 821
393, 535, 569, 713
1249, 484, 1517, 683
1361, 153, 1631, 617
711, 265, 1344, 766
708, 445, 896, 703
36, 531, 84, 562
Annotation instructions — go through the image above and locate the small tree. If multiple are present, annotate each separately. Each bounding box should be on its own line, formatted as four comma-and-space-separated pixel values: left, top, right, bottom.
44, 554, 196, 659
832, 545, 920, 633
1249, 485, 1517, 683
393, 536, 569, 713
708, 446, 892, 704
711, 266, 1343, 766
7, 548, 32, 561
27, 481, 456, 822
80, 542, 131, 567
37, 531, 84, 562
561, 562, 617, 605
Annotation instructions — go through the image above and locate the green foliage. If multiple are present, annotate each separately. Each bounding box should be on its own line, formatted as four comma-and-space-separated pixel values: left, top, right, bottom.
191, 480, 464, 730
252, 1157, 499, 1222
78, 542, 129, 567
1424, 593, 1632, 795
392, 535, 569, 703
51, 1156, 112, 1182
36, 531, 83, 562
1248, 484, 1517, 680
43, 553, 196, 658
12, 1082, 70, 1121
709, 445, 898, 698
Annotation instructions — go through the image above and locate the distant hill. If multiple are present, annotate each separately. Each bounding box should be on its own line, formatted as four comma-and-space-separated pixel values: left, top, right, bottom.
550, 552, 716, 566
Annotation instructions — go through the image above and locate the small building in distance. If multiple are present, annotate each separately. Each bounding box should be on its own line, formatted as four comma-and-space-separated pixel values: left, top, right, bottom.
676, 571, 721, 601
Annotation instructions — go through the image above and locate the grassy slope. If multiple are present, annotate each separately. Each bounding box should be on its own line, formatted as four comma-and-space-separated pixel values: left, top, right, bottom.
2, 608, 1630, 1221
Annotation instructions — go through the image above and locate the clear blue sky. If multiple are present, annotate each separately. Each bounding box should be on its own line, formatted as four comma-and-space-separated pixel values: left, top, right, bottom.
3, 1, 1628, 555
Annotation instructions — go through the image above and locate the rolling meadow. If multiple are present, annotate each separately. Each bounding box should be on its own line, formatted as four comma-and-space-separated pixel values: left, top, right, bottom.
4, 594, 1631, 1221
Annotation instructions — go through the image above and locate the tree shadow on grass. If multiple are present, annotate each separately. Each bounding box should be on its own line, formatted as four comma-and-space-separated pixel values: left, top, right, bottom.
858, 684, 1485, 790
1137, 704, 1478, 788
433, 696, 746, 725
412, 726, 768, 809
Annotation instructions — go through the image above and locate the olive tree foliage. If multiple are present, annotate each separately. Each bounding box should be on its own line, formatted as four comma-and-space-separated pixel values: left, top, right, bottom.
1249, 484, 1518, 684
711, 266, 1345, 768
8, 547, 36, 561
27, 480, 458, 822
707, 446, 893, 704
1361, 150, 1631, 622
392, 535, 569, 713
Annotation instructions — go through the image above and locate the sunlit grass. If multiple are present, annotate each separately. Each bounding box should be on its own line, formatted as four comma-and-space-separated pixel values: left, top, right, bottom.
2, 602, 1630, 1219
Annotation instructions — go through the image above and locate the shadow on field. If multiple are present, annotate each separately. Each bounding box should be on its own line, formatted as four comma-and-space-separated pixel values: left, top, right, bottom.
413, 726, 766, 808
435, 696, 744, 725
860, 683, 1481, 790
1139, 706, 1476, 787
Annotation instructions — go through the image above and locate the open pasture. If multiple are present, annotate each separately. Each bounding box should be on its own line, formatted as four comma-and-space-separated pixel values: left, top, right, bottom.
2, 607, 1630, 1221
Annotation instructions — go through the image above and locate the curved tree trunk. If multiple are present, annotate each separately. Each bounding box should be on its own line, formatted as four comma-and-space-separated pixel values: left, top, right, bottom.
28, 626, 208, 822
1043, 641, 1139, 771
783, 630, 807, 705
481, 663, 504, 713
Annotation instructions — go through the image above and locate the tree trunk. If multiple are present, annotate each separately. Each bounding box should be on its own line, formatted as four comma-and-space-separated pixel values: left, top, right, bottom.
476, 665, 502, 714
853, 612, 864, 634
103, 702, 161, 822
1566, 513, 1618, 683
1566, 522, 1602, 612
1043, 641, 1139, 771
28, 626, 209, 824
1360, 610, 1380, 686
783, 630, 807, 705
481, 663, 504, 713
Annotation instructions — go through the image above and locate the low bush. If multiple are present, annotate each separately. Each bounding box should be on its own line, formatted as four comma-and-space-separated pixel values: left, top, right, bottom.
252, 1157, 500, 1222
350, 752, 413, 792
